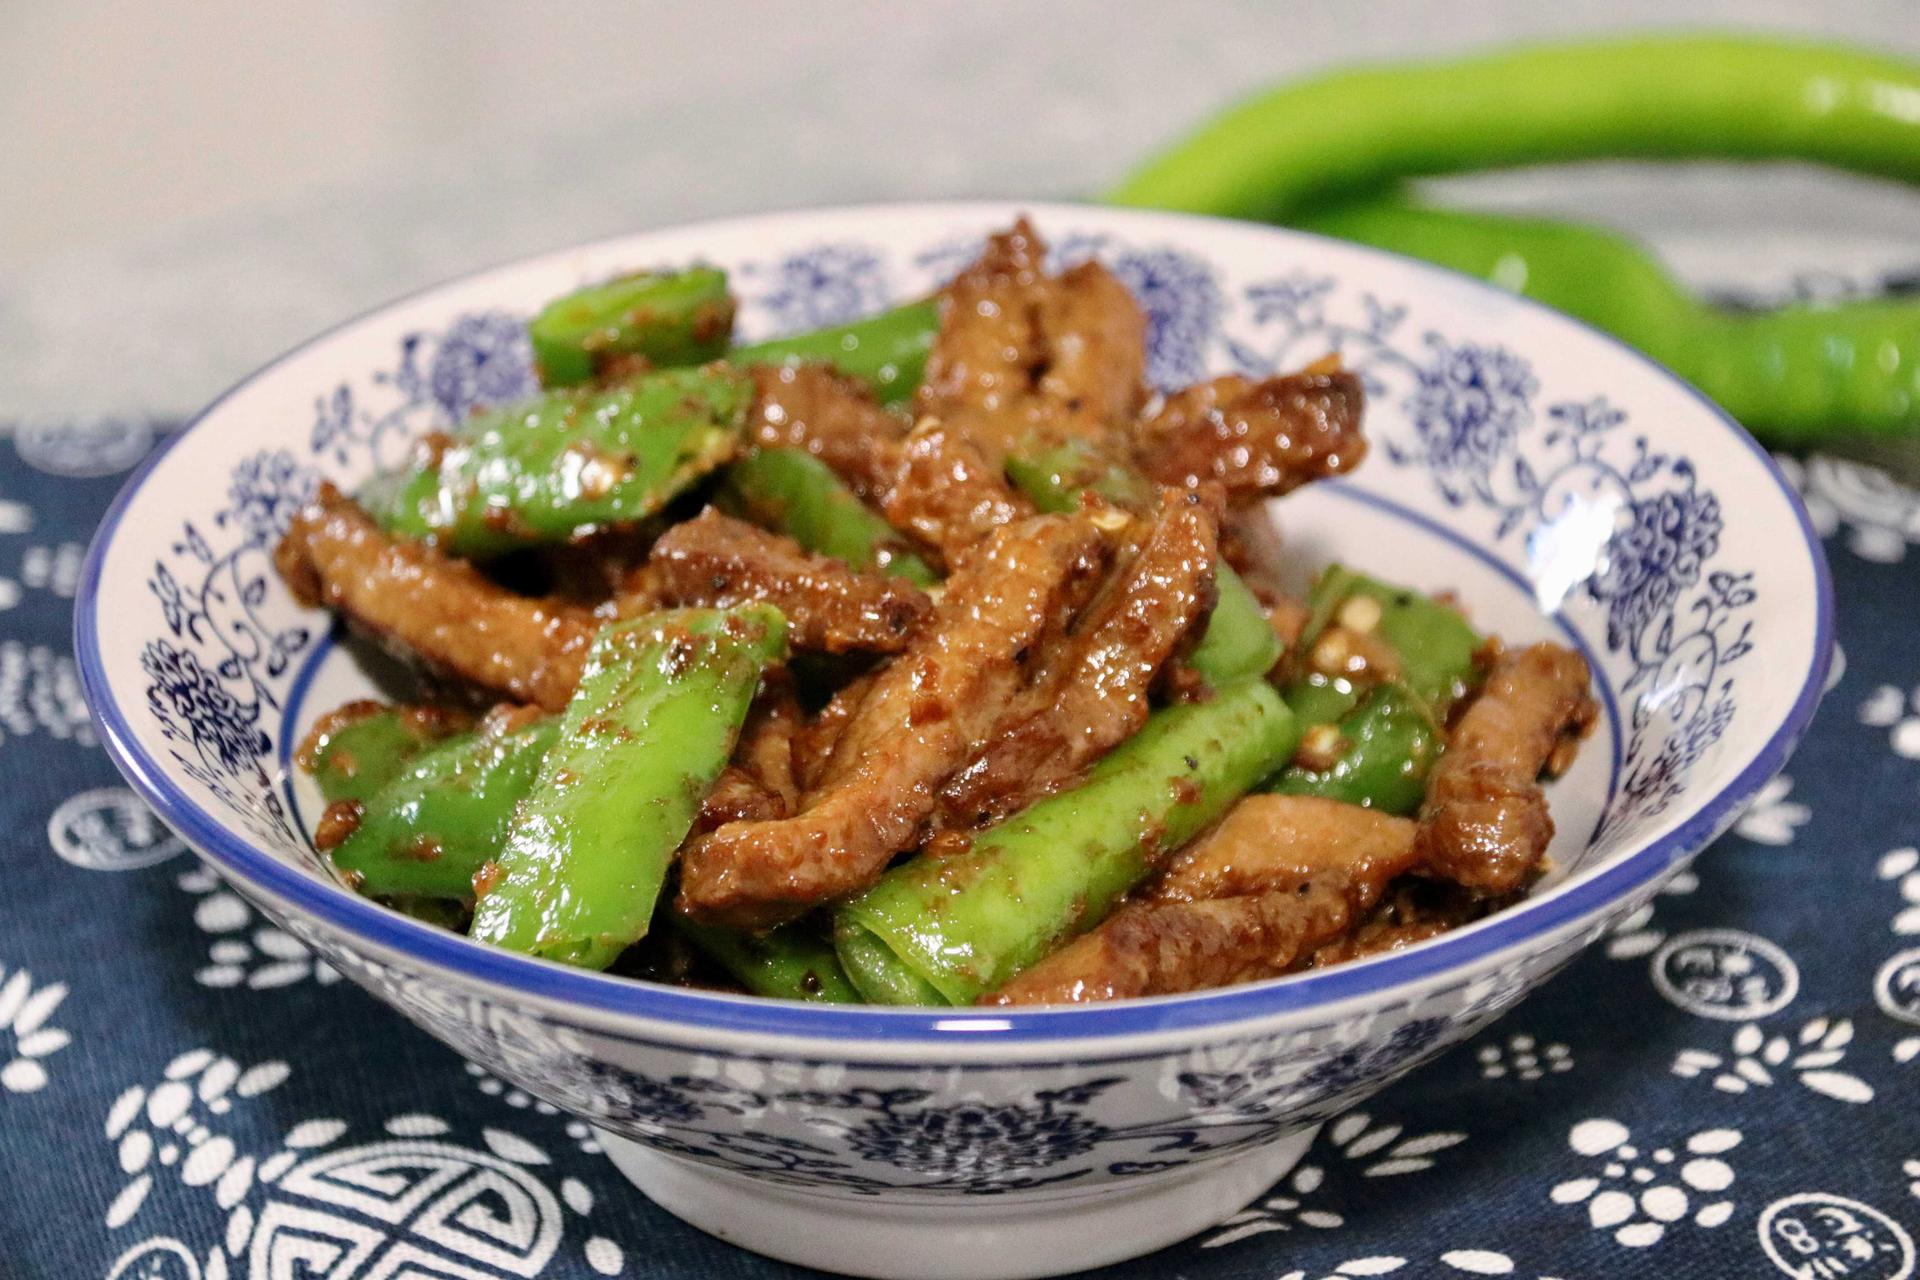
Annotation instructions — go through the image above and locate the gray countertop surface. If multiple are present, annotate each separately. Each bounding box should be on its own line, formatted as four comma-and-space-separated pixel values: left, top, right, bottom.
4, 0, 1918, 418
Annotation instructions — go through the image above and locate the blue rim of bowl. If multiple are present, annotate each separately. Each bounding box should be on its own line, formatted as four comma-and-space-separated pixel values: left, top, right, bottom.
75, 201, 1835, 1047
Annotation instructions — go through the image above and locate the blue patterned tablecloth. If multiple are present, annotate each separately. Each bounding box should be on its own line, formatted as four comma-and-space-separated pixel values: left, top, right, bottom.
3, 420, 1918, 1280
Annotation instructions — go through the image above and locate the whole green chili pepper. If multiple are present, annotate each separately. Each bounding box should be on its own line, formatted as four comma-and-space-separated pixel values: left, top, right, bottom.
730, 299, 940, 406
1108, 36, 1920, 443
363, 367, 749, 557
297, 703, 472, 806
471, 606, 787, 970
1298, 565, 1483, 718
328, 714, 560, 901
834, 678, 1299, 1005
1003, 437, 1282, 686
1268, 682, 1442, 815
1110, 37, 1920, 221
718, 448, 938, 586
1298, 193, 1920, 441
530, 266, 734, 387
672, 918, 862, 1003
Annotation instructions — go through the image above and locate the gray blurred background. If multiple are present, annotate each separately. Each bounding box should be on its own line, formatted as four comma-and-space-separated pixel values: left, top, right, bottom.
4, 0, 1918, 418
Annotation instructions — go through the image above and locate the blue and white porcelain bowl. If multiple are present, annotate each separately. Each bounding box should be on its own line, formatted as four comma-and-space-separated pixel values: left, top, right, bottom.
77, 203, 1832, 1279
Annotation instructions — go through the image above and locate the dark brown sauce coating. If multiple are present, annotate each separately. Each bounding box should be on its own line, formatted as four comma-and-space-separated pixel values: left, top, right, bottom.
676, 513, 1107, 930
747, 363, 907, 501
1415, 642, 1599, 895
1133, 369, 1368, 500
648, 508, 931, 654
986, 796, 1420, 1004
275, 484, 595, 712
932, 489, 1220, 832
915, 218, 1146, 463
313, 799, 365, 852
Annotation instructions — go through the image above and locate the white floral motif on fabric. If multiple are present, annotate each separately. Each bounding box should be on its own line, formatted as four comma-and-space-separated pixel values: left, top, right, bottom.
1272, 1252, 1567, 1280
1877, 849, 1920, 938
102, 1048, 629, 1278
1672, 1018, 1874, 1102
0, 640, 95, 748
1861, 686, 1920, 761
19, 540, 85, 597
0, 962, 70, 1094
175, 866, 339, 990
1475, 1033, 1573, 1082
1550, 1119, 1739, 1248
1602, 869, 1699, 960
1202, 1112, 1467, 1248
1734, 775, 1811, 846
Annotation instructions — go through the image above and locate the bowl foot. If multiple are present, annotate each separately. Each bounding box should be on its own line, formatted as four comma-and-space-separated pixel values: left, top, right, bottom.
598, 1125, 1316, 1279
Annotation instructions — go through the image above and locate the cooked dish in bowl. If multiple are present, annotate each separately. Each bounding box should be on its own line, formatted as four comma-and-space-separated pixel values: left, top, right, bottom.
277, 218, 1596, 1006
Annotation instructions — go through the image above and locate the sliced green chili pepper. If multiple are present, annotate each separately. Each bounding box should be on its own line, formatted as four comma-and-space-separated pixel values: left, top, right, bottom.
1299, 566, 1483, 717
531, 266, 734, 387
672, 918, 861, 1003
1190, 568, 1287, 689
834, 678, 1299, 1005
832, 922, 949, 1006
1003, 437, 1155, 513
719, 448, 938, 585
471, 607, 787, 970
1268, 682, 1442, 815
297, 703, 472, 806
1004, 438, 1282, 686
363, 367, 749, 557
328, 713, 559, 901
1298, 193, 1920, 441
730, 299, 940, 406
1283, 672, 1363, 728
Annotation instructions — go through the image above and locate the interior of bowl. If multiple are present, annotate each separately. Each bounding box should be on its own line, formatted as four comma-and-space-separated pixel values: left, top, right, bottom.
77, 201, 1832, 1039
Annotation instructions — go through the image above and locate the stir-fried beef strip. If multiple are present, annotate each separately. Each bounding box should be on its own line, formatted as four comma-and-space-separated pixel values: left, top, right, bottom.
916, 219, 1047, 423
645, 508, 931, 654
1133, 368, 1368, 500
917, 218, 1147, 462
878, 418, 1034, 561
275, 484, 595, 712
1309, 879, 1498, 967
985, 888, 1358, 1005
1148, 794, 1422, 903
787, 669, 874, 793
985, 795, 1420, 1004
1414, 642, 1598, 895
693, 671, 803, 835
1032, 260, 1152, 431
675, 513, 1109, 929
747, 363, 906, 500
932, 489, 1220, 831
733, 668, 802, 811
